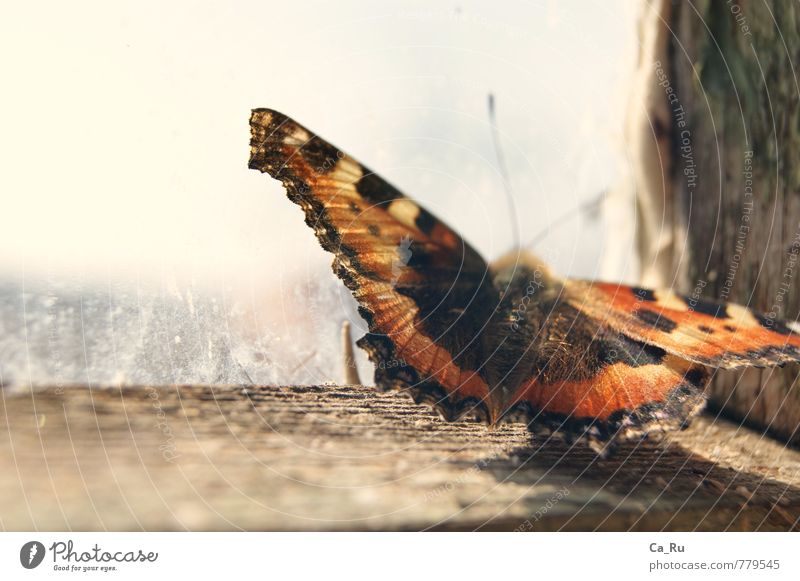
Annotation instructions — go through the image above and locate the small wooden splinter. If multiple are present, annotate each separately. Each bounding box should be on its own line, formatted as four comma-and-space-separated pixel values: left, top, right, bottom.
341, 321, 362, 385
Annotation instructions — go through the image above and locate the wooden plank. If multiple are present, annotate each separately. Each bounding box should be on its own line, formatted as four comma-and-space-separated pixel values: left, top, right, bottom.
0, 383, 798, 531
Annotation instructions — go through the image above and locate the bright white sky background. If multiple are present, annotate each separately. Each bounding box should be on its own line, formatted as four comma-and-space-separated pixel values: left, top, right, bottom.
0, 1, 640, 387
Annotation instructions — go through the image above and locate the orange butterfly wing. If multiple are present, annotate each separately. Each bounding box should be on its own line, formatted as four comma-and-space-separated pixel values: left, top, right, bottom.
490, 275, 709, 442
249, 109, 494, 420
505, 277, 799, 443
570, 281, 800, 368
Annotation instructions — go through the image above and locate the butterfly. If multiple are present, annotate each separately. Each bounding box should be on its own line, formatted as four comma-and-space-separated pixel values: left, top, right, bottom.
248, 108, 800, 452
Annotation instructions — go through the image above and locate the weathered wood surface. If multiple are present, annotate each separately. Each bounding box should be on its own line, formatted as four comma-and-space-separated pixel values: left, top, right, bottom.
1, 384, 798, 531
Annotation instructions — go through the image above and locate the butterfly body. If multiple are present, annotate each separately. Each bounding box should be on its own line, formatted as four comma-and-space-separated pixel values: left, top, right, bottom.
249, 108, 800, 448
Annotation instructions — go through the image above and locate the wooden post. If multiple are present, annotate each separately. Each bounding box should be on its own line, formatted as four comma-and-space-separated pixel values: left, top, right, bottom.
630, 0, 800, 445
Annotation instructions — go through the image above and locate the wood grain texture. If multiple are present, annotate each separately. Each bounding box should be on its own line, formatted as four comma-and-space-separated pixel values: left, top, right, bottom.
1, 384, 798, 531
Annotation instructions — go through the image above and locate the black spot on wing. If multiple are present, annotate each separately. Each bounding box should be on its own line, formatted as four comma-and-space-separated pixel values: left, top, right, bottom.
355, 166, 404, 204
683, 296, 729, 319
751, 311, 799, 336
414, 207, 438, 234
404, 241, 434, 270
635, 308, 678, 333
724, 324, 737, 332
698, 325, 715, 334
632, 287, 657, 302
298, 136, 343, 174
367, 224, 380, 237
684, 367, 708, 387
596, 334, 667, 368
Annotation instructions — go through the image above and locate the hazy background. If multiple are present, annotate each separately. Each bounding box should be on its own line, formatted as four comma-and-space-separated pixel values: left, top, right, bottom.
0, 1, 640, 388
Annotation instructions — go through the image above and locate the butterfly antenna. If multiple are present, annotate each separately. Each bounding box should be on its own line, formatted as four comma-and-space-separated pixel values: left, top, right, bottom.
525, 189, 606, 249
487, 93, 520, 250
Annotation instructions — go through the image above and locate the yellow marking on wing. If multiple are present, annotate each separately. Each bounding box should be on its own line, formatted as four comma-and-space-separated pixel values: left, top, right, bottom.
387, 198, 421, 229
